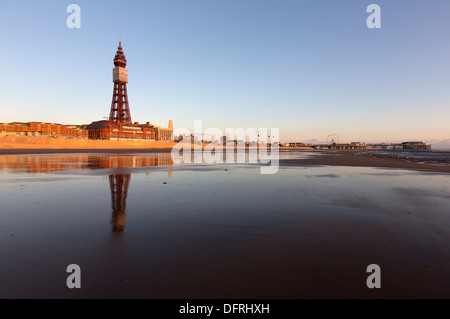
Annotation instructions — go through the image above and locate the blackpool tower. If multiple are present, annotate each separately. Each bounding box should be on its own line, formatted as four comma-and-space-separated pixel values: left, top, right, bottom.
109, 41, 132, 124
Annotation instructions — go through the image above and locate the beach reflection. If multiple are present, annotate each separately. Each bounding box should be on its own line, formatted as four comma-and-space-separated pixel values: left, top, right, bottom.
109, 174, 130, 233
0, 153, 174, 174
0, 154, 174, 233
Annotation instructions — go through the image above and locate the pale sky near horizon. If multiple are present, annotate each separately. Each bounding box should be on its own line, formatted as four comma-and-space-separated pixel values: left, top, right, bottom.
1, 0, 449, 144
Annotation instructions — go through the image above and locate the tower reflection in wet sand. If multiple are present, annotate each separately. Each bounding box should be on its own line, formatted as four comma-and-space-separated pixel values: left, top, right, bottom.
109, 174, 131, 233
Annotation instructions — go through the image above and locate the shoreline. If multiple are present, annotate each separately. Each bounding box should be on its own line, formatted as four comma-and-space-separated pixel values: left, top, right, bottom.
279, 151, 450, 173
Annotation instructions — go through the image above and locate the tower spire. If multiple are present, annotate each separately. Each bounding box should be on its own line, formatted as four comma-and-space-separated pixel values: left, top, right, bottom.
114, 40, 127, 68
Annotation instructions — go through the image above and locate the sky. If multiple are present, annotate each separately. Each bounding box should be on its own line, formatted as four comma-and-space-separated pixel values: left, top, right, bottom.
1, 0, 450, 144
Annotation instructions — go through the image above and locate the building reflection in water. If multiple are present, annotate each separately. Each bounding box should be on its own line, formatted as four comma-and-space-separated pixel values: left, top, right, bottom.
0, 153, 174, 233
0, 153, 174, 174
109, 174, 131, 233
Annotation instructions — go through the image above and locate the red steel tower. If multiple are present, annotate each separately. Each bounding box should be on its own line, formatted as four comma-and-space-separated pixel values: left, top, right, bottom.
109, 41, 132, 124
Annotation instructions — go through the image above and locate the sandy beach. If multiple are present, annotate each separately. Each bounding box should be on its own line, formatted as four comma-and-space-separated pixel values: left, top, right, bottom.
279, 151, 450, 173
0, 136, 176, 151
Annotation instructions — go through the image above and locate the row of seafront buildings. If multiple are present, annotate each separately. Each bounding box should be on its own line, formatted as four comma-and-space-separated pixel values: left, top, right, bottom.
0, 42, 174, 142
176, 135, 432, 150
0, 122, 87, 138
283, 141, 432, 151
0, 120, 174, 141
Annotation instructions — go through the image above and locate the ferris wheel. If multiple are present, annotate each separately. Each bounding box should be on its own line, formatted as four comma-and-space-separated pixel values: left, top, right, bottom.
327, 134, 340, 146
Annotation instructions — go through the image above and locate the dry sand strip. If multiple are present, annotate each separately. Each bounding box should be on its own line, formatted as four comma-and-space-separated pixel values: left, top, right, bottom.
0, 148, 175, 155
279, 152, 450, 173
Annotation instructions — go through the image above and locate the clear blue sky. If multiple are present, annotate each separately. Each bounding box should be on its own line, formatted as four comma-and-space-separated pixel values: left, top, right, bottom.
1, 0, 450, 143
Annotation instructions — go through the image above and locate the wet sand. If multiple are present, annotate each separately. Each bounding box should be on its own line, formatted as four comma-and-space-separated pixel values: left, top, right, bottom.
279, 151, 450, 173
1, 152, 449, 299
